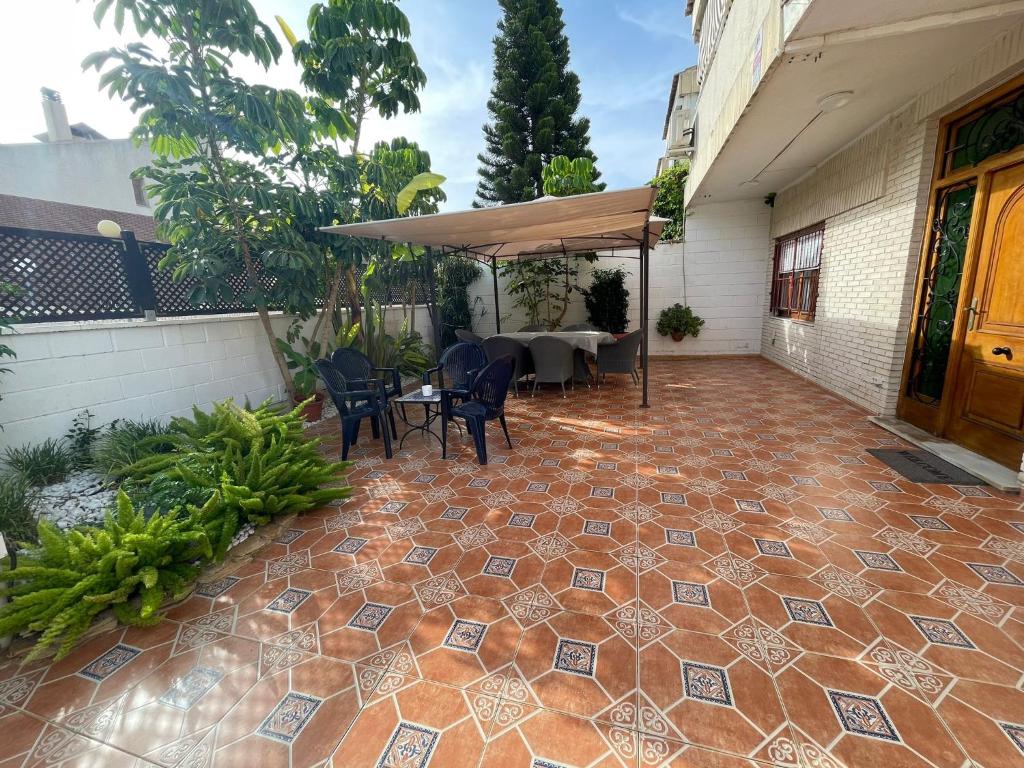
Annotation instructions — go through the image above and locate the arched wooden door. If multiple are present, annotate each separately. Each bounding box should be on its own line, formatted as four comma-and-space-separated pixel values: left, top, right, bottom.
945, 161, 1024, 467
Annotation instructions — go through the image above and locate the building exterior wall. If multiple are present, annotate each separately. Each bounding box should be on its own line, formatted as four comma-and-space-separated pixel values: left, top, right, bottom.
762, 112, 934, 414
760, 21, 1024, 415
656, 200, 769, 356
0, 307, 433, 448
0, 139, 154, 216
685, 0, 782, 204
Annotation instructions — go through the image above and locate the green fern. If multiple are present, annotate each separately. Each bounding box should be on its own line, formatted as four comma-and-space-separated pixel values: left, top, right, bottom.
0, 397, 352, 660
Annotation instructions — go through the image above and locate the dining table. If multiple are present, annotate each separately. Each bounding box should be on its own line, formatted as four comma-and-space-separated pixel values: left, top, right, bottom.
492, 330, 616, 355
487, 330, 616, 385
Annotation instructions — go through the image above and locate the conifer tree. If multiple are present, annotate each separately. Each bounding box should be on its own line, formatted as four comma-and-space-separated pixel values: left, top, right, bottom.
475, 0, 603, 205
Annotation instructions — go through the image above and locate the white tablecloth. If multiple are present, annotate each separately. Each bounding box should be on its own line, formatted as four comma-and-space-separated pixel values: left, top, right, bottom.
493, 331, 615, 355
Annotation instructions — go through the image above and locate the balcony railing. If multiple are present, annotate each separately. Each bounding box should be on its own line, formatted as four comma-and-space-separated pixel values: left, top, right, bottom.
695, 0, 734, 86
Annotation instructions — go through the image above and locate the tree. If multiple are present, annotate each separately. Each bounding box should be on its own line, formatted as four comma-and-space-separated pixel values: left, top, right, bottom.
282, 0, 427, 337
476, 0, 603, 205
84, 0, 327, 399
500, 155, 599, 328
649, 161, 689, 241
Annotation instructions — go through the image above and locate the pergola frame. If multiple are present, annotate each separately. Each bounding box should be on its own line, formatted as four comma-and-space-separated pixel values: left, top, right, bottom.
322, 187, 661, 406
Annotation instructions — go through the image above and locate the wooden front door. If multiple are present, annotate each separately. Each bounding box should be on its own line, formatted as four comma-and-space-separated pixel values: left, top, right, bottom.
945, 161, 1024, 467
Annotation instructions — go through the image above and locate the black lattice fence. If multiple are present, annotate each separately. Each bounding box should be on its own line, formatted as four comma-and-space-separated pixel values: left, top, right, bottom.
1, 226, 426, 324
140, 241, 262, 317
0, 228, 140, 322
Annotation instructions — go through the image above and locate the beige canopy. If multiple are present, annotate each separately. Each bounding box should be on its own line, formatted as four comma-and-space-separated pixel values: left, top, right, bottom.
322, 186, 661, 406
320, 186, 664, 260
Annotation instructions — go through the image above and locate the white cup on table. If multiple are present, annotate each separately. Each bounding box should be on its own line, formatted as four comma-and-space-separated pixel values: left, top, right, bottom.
422, 384, 433, 397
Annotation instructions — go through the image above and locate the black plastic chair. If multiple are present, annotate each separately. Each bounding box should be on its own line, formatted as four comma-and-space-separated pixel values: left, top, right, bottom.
331, 347, 400, 438
442, 355, 516, 464
315, 359, 393, 460
518, 323, 547, 332
454, 328, 483, 343
423, 342, 487, 406
562, 322, 598, 332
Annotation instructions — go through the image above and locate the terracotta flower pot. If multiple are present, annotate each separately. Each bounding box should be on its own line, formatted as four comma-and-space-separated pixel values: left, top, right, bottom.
294, 392, 325, 422
670, 331, 685, 342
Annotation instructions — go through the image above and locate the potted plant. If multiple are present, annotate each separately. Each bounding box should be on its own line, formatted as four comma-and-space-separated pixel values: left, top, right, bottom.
276, 324, 326, 421
656, 303, 704, 342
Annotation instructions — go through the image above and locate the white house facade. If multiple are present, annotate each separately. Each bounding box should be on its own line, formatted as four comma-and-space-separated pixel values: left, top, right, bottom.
681, 0, 1024, 484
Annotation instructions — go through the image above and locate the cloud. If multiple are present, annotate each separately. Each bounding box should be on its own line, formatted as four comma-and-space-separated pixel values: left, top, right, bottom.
616, 5, 689, 40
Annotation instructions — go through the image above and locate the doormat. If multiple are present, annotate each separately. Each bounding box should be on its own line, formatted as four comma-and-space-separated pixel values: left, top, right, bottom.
866, 449, 985, 485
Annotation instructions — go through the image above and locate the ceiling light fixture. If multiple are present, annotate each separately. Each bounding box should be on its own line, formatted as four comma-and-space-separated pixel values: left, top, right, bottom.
817, 91, 854, 113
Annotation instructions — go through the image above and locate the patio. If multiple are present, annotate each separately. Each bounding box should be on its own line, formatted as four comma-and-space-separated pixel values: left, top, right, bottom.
1, 357, 1023, 767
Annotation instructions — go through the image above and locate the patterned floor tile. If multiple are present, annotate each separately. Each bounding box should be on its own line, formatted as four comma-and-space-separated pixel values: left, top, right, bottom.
638, 628, 788, 760
4, 360, 1024, 767
540, 549, 638, 617
212, 653, 376, 766
480, 704, 636, 767
317, 580, 425, 665
512, 609, 638, 726
773, 652, 967, 767
329, 677, 492, 767
404, 595, 524, 695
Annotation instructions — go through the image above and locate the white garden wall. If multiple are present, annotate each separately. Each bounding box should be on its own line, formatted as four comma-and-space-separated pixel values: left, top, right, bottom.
0, 306, 433, 448
464, 199, 769, 358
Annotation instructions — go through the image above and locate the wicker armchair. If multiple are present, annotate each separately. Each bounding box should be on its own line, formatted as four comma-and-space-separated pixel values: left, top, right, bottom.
596, 329, 642, 386
528, 336, 575, 397
482, 335, 533, 396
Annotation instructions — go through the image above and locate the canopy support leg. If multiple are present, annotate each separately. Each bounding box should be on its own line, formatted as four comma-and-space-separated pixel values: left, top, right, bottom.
641, 223, 651, 409
425, 245, 442, 355
491, 254, 501, 334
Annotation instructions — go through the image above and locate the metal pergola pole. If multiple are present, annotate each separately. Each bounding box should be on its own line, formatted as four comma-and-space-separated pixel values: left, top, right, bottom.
491, 254, 501, 334
641, 222, 651, 408
424, 245, 442, 355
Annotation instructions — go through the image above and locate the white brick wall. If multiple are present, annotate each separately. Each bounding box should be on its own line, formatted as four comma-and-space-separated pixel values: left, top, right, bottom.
0, 307, 433, 448
761, 109, 934, 415
757, 19, 1024, 417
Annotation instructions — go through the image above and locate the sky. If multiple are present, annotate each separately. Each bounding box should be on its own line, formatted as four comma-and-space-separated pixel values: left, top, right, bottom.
0, 0, 696, 210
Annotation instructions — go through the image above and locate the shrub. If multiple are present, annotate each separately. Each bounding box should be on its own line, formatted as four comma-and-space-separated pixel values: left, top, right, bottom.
0, 398, 352, 660
648, 162, 689, 241
436, 250, 482, 348
91, 418, 174, 479
656, 303, 704, 339
583, 267, 630, 333
65, 410, 103, 471
0, 491, 213, 660
0, 474, 38, 546
3, 439, 73, 486
124, 399, 352, 557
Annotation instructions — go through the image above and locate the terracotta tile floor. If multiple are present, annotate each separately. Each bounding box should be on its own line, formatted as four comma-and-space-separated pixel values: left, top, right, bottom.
2, 358, 1023, 767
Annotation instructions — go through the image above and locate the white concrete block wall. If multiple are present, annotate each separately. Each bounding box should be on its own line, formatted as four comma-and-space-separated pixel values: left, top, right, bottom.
655, 200, 771, 356
465, 200, 769, 358
0, 306, 433, 448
